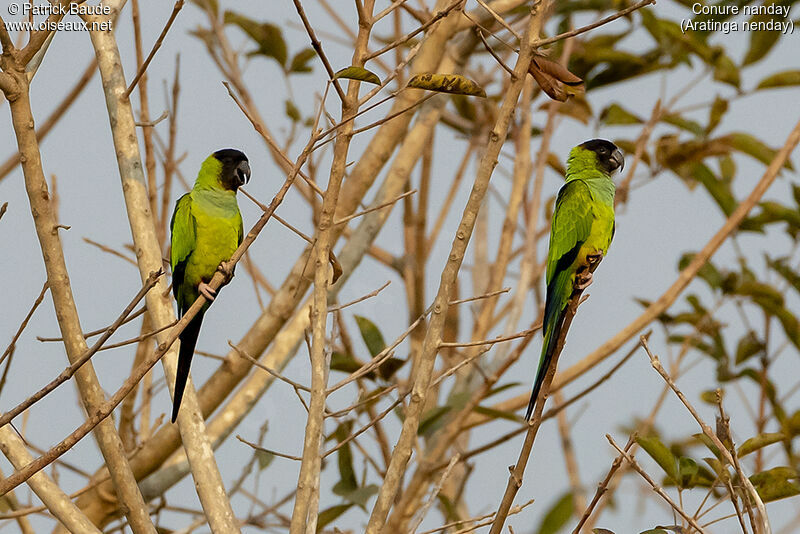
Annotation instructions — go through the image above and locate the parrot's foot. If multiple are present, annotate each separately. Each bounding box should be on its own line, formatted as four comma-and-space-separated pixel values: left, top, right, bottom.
199, 282, 217, 301
218, 260, 235, 285
586, 252, 604, 265
575, 271, 593, 290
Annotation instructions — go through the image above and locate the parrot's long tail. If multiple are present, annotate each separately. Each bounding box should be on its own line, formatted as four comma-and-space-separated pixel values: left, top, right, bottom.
525, 268, 573, 420
172, 311, 204, 423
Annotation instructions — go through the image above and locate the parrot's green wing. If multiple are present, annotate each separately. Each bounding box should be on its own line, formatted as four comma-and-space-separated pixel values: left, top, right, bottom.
170, 193, 196, 314
526, 179, 595, 420
546, 180, 594, 286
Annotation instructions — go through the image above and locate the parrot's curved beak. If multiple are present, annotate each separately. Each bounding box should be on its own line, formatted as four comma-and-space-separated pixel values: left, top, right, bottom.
611, 148, 624, 173
236, 160, 251, 185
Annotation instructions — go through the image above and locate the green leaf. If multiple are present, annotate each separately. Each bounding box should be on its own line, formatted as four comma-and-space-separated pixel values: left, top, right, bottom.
451, 94, 477, 122
639, 530, 668, 534
750, 467, 800, 502
662, 113, 704, 136
316, 504, 352, 532
679, 456, 699, 488
712, 53, 739, 88
688, 163, 736, 216
743, 7, 782, 65
472, 405, 520, 422
224, 11, 287, 66
636, 436, 679, 484
354, 315, 387, 358
700, 390, 719, 405
735, 280, 783, 304
537, 492, 573, 534
694, 433, 722, 459
330, 351, 365, 375
592, 530, 616, 534
599, 103, 642, 125
738, 432, 786, 457
190, 0, 218, 16
407, 73, 486, 97
377, 357, 406, 380
757, 70, 800, 90
703, 456, 730, 483
721, 132, 794, 169
332, 421, 357, 493
718, 154, 735, 181
418, 406, 451, 436
734, 331, 764, 365
767, 257, 800, 294
336, 484, 379, 509
333, 66, 381, 85
255, 449, 274, 470
285, 99, 301, 122
485, 382, 522, 398
706, 96, 728, 135
289, 48, 316, 73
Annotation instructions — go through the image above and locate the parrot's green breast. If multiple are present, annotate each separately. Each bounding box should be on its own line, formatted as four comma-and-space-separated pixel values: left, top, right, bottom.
183, 189, 241, 289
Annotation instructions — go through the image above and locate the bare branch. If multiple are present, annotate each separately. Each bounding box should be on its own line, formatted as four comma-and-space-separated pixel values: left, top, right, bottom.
641, 338, 770, 533
607, 433, 709, 533
124, 0, 185, 97
0, 271, 161, 428
531, 0, 656, 48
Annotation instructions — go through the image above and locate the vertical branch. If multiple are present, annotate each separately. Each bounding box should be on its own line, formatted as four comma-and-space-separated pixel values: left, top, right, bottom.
83, 5, 239, 532
289, 1, 376, 532
130, 0, 159, 228
553, 391, 586, 514
0, 426, 102, 533
641, 338, 770, 534
488, 284, 582, 534
2, 64, 155, 533
365, 4, 548, 532
158, 55, 180, 242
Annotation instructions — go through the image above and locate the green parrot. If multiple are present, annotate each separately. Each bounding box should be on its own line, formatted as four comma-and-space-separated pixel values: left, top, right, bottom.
170, 149, 251, 422
525, 139, 624, 420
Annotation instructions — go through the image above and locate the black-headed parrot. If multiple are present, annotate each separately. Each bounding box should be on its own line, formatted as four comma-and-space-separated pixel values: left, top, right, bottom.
169, 149, 250, 422
525, 139, 624, 420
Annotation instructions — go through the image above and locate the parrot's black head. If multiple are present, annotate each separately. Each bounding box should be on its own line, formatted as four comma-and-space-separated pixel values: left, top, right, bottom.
213, 148, 251, 190
579, 139, 624, 175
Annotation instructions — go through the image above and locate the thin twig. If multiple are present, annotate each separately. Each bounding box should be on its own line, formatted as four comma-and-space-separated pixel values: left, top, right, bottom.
572, 435, 635, 533
449, 287, 510, 306
291, 0, 346, 102
237, 435, 302, 461
476, 29, 515, 75
438, 327, 537, 348
0, 282, 48, 367
640, 338, 770, 534
365, 0, 465, 60
0, 271, 162, 429
124, 0, 185, 97
333, 190, 417, 225
230, 342, 310, 392
327, 281, 391, 312
410, 455, 461, 533
607, 433, 708, 533
531, 0, 656, 48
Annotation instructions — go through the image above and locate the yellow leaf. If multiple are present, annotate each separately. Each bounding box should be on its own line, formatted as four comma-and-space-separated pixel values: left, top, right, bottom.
406, 73, 486, 97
